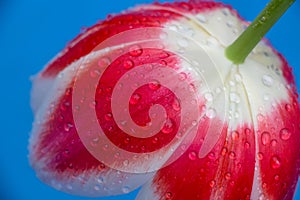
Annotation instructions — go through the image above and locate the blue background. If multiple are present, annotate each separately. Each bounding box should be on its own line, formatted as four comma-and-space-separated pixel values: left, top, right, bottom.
0, 0, 299, 199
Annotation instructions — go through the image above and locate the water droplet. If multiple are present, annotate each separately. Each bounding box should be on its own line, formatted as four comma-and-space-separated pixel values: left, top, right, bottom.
159, 32, 168, 40
270, 156, 281, 169
104, 113, 112, 121
230, 92, 240, 103
129, 45, 143, 57
178, 72, 187, 81
261, 131, 271, 145
206, 108, 216, 119
262, 75, 273, 87
274, 174, 280, 181
271, 139, 277, 147
257, 152, 264, 160
231, 131, 239, 140
204, 92, 213, 102
257, 114, 264, 122
148, 80, 161, 90
152, 137, 158, 144
159, 51, 170, 59
226, 20, 234, 28
196, 14, 207, 23
90, 69, 101, 78
244, 141, 250, 149
97, 163, 106, 171
172, 98, 181, 111
122, 186, 130, 194
280, 128, 291, 140
123, 160, 129, 166
177, 38, 189, 48
229, 151, 236, 159
94, 185, 101, 191
285, 104, 292, 112
162, 119, 174, 134
260, 16, 267, 23
221, 147, 228, 156
98, 57, 111, 67
123, 59, 134, 69
165, 192, 173, 199
263, 94, 270, 101
209, 180, 216, 188
208, 152, 215, 160
188, 151, 197, 160
225, 172, 231, 180
64, 123, 73, 132
130, 93, 141, 105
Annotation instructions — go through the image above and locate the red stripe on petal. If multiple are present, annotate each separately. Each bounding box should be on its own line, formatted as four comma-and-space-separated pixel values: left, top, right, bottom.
151, 118, 228, 200
41, 9, 180, 77
258, 94, 300, 200
31, 82, 104, 175
150, 121, 257, 200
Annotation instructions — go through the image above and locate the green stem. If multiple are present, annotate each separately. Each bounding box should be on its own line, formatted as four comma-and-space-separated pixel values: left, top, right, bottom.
225, 0, 295, 64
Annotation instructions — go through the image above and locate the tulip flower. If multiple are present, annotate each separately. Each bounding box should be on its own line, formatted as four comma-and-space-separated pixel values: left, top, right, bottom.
29, 0, 299, 199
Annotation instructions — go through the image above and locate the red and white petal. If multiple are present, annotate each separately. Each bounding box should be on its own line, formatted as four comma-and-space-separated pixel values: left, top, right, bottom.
136, 2, 299, 200
242, 43, 300, 199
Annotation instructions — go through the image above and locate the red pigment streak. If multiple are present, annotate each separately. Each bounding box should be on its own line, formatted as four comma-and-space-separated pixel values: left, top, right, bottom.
33, 48, 181, 174
152, 120, 256, 200
41, 1, 225, 77
257, 93, 300, 200
96, 49, 180, 153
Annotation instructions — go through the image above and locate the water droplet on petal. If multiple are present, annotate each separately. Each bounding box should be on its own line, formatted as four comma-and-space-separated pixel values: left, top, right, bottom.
280, 128, 291, 140
274, 174, 280, 181
104, 113, 112, 121
206, 108, 216, 119
230, 92, 240, 103
148, 80, 161, 90
130, 93, 141, 105
271, 139, 277, 147
122, 186, 130, 194
225, 172, 231, 180
162, 119, 174, 134
257, 114, 264, 122
172, 98, 181, 111
90, 69, 101, 78
178, 72, 187, 81
165, 192, 173, 199
261, 131, 271, 145
262, 75, 273, 87
129, 45, 143, 57
152, 137, 158, 144
64, 123, 73, 132
257, 152, 264, 160
221, 147, 228, 156
285, 104, 292, 112
123, 160, 129, 166
124, 59, 134, 69
159, 32, 168, 40
209, 180, 216, 188
270, 156, 281, 169
177, 38, 189, 48
94, 185, 100, 191
244, 141, 250, 149
97, 176, 105, 184
229, 151, 236, 159
188, 151, 197, 160
204, 92, 213, 102
231, 131, 239, 140
196, 14, 207, 23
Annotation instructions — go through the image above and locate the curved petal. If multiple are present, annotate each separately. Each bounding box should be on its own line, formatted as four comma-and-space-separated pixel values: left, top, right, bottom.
136, 3, 299, 200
